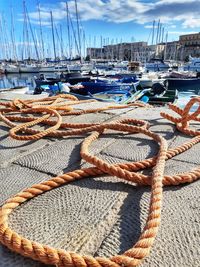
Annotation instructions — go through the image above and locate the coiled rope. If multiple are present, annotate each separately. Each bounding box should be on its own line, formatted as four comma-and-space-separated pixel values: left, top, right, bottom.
0, 95, 199, 267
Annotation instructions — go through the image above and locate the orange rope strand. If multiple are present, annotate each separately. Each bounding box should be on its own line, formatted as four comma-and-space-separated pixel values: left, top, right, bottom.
0, 95, 199, 267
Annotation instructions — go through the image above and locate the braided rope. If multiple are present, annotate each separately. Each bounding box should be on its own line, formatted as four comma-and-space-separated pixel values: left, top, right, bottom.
0, 95, 199, 267
161, 97, 200, 135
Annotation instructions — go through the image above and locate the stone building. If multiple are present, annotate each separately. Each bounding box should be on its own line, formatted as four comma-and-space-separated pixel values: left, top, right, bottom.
179, 32, 200, 60
87, 42, 156, 63
163, 41, 180, 60
86, 47, 104, 59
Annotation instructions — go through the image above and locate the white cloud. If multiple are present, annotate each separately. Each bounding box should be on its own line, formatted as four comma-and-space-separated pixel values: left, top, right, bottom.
21, 0, 200, 31
144, 24, 159, 29
168, 31, 196, 35
182, 18, 200, 28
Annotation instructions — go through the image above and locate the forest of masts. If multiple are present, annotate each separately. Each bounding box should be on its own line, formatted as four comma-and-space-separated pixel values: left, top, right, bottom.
0, 0, 169, 62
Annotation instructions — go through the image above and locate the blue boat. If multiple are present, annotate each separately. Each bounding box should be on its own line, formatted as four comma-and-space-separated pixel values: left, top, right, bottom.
74, 80, 140, 95
89, 88, 151, 104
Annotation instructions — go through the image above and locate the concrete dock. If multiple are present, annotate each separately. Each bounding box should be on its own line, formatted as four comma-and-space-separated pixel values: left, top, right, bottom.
0, 95, 199, 267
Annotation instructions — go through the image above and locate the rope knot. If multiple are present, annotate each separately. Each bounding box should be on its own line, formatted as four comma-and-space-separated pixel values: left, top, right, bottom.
161, 97, 200, 136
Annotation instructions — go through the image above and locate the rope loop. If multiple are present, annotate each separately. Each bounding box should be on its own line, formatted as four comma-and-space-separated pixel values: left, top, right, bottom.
161, 97, 200, 136
0, 94, 199, 267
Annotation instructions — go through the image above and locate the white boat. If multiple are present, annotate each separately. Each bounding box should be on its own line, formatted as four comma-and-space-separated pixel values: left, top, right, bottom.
39, 65, 69, 72
54, 65, 69, 72
183, 57, 200, 71
145, 59, 169, 71
67, 64, 81, 72
80, 63, 93, 72
4, 64, 20, 73
39, 65, 56, 72
19, 64, 40, 73
0, 86, 29, 94
139, 72, 165, 88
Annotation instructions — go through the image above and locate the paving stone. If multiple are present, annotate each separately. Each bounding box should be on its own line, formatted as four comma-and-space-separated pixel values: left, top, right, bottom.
64, 112, 113, 124
0, 245, 51, 267
0, 92, 51, 101
71, 101, 114, 110
167, 125, 200, 165
97, 179, 200, 267
8, 175, 133, 255
0, 100, 200, 267
0, 137, 52, 168
14, 113, 117, 175
0, 164, 51, 206
102, 107, 136, 115
101, 133, 159, 161
14, 137, 83, 175
0, 122, 52, 168
119, 106, 174, 122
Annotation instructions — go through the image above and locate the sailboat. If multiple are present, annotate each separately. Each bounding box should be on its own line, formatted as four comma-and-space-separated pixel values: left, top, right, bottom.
4, 64, 20, 74
19, 1, 40, 73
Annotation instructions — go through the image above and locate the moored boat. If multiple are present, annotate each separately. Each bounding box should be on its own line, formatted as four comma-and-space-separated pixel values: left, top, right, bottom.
165, 77, 200, 92
141, 82, 178, 105
4, 64, 20, 74
145, 58, 170, 71
19, 64, 40, 73
0, 86, 29, 94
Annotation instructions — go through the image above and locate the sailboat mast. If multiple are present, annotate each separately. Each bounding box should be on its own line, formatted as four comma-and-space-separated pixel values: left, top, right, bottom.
66, 2, 71, 59
23, 0, 31, 60
0, 13, 8, 60
101, 35, 103, 59
164, 31, 168, 60
151, 20, 155, 45
60, 25, 64, 59
161, 27, 164, 43
37, 1, 45, 60
11, 5, 17, 61
74, 0, 81, 59
26, 5, 40, 61
69, 19, 80, 57
50, 11, 57, 61
158, 23, 162, 44
156, 19, 160, 44
83, 30, 86, 58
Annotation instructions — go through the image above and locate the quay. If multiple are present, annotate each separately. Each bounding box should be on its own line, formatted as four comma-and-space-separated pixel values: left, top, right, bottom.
0, 93, 199, 267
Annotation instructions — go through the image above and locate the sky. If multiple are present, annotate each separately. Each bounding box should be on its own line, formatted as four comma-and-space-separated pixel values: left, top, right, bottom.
0, 0, 200, 59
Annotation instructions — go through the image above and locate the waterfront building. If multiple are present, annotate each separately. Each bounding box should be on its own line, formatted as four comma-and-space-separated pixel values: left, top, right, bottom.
179, 32, 200, 60
163, 41, 180, 61
86, 48, 104, 59
87, 42, 156, 63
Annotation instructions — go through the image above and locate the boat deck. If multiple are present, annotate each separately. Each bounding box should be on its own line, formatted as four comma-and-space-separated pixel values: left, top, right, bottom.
0, 94, 199, 267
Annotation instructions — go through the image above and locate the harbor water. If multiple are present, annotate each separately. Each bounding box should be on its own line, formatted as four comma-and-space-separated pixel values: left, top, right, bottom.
0, 73, 59, 91
0, 73, 200, 111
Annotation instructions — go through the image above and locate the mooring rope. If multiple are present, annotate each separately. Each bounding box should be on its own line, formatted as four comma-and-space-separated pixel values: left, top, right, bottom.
0, 95, 199, 267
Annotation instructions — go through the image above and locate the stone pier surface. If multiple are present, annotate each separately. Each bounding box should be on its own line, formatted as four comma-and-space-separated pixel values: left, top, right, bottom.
0, 95, 199, 267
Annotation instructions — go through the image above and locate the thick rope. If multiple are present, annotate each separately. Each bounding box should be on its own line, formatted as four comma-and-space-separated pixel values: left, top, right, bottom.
0, 95, 199, 267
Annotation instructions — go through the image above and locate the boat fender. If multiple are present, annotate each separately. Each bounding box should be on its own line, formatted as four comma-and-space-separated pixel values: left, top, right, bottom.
140, 95, 149, 103
60, 83, 70, 93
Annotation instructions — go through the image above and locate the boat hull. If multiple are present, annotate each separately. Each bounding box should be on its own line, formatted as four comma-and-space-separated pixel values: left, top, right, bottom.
5, 67, 20, 73
19, 67, 40, 73
167, 78, 200, 92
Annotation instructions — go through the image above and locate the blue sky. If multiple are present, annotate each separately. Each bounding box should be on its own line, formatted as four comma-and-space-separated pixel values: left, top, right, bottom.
0, 0, 200, 58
